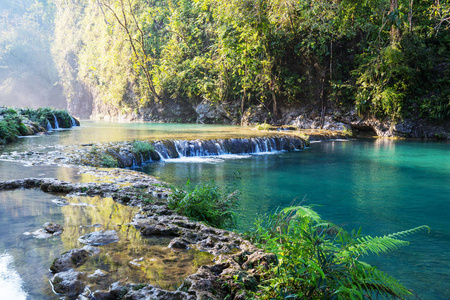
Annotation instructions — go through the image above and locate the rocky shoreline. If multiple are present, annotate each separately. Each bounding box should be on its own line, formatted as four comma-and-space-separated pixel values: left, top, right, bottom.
0, 130, 354, 299
0, 169, 274, 299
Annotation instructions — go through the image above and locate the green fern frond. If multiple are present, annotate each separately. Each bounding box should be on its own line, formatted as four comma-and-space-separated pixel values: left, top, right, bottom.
282, 205, 321, 222
351, 236, 410, 257
348, 225, 429, 258
386, 225, 430, 239
353, 261, 412, 299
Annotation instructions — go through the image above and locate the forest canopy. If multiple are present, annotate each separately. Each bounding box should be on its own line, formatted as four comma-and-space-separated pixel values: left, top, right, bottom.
2, 0, 450, 123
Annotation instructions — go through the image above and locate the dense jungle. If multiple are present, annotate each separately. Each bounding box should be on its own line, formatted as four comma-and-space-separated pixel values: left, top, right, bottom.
1, 0, 449, 132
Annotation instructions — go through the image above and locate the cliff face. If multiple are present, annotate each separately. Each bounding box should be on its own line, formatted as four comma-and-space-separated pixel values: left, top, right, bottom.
67, 88, 449, 139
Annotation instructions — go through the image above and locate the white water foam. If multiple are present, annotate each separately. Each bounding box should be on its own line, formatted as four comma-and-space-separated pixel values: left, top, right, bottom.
163, 154, 253, 163
0, 253, 28, 300
252, 150, 284, 155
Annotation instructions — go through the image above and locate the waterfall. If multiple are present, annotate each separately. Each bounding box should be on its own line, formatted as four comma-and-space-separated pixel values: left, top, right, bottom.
150, 137, 304, 160
121, 136, 304, 168
52, 114, 60, 129
70, 116, 77, 127
46, 120, 52, 131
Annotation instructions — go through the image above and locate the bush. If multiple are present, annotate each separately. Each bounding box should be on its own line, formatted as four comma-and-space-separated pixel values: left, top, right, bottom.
168, 181, 240, 229
131, 140, 154, 155
245, 205, 429, 299
19, 107, 74, 128
100, 153, 119, 168
255, 123, 272, 131
0, 113, 24, 144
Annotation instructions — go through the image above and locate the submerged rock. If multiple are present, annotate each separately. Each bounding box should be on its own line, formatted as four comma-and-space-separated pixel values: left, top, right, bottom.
44, 222, 63, 234
50, 269, 86, 297
50, 249, 91, 273
78, 230, 119, 246
51, 198, 69, 206
94, 282, 195, 300
87, 269, 108, 278
24, 222, 63, 239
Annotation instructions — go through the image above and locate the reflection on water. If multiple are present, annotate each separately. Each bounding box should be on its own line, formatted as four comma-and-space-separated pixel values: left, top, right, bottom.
144, 139, 450, 300
0, 190, 212, 299
0, 121, 274, 154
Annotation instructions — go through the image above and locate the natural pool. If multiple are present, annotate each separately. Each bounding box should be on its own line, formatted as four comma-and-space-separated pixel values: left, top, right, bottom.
0, 122, 449, 299
143, 138, 450, 300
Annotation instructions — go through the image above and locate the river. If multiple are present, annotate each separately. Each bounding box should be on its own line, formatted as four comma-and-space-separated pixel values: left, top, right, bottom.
0, 121, 449, 299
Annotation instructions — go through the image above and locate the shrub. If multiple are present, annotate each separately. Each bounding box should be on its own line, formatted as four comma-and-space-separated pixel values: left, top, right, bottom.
100, 153, 119, 168
255, 123, 272, 130
245, 205, 429, 299
131, 140, 154, 154
168, 181, 240, 229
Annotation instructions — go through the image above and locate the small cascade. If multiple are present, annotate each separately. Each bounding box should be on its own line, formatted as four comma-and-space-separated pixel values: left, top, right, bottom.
52, 114, 60, 129
108, 136, 304, 169
46, 120, 53, 131
70, 116, 77, 127
151, 137, 304, 160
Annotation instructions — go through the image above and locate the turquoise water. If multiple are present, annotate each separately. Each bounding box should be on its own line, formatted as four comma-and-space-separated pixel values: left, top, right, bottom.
0, 122, 449, 299
143, 138, 450, 299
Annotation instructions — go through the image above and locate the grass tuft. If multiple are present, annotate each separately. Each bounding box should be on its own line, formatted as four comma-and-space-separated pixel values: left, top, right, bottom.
168, 181, 239, 229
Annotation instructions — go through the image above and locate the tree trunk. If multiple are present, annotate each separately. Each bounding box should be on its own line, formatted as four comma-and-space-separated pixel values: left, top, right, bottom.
272, 91, 277, 123
240, 88, 246, 125
390, 0, 400, 43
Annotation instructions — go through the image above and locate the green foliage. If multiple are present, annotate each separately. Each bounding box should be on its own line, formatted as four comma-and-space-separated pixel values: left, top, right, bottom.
19, 107, 74, 128
168, 181, 240, 229
355, 35, 450, 122
131, 140, 155, 155
0, 107, 31, 144
100, 153, 119, 168
255, 123, 272, 131
41, 0, 450, 125
245, 205, 429, 299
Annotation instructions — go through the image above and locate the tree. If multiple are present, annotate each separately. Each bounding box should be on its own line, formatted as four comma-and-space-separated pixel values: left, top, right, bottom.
99, 0, 162, 103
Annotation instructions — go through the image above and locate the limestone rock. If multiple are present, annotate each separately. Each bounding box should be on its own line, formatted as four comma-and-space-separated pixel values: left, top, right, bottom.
50, 269, 86, 297
50, 249, 91, 273
44, 222, 63, 234
196, 100, 230, 124
78, 230, 119, 246
140, 224, 180, 237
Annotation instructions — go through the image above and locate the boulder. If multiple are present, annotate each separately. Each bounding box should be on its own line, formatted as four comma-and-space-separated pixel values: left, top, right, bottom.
140, 225, 180, 237
78, 230, 119, 246
50, 269, 85, 297
44, 222, 63, 234
168, 237, 191, 250
196, 100, 230, 124
50, 249, 91, 273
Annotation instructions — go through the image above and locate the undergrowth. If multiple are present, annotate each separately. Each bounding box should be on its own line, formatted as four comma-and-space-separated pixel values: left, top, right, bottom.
244, 205, 429, 299
168, 180, 240, 229
131, 140, 154, 155
255, 123, 273, 130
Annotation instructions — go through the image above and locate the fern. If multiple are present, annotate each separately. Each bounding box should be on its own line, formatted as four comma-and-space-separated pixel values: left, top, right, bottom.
349, 226, 430, 258
246, 205, 429, 300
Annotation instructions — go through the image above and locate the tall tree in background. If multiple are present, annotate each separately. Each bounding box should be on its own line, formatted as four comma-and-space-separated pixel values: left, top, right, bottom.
99, 0, 162, 103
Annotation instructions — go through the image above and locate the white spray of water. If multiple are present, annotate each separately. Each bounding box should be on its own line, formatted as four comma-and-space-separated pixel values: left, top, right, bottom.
0, 253, 28, 300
